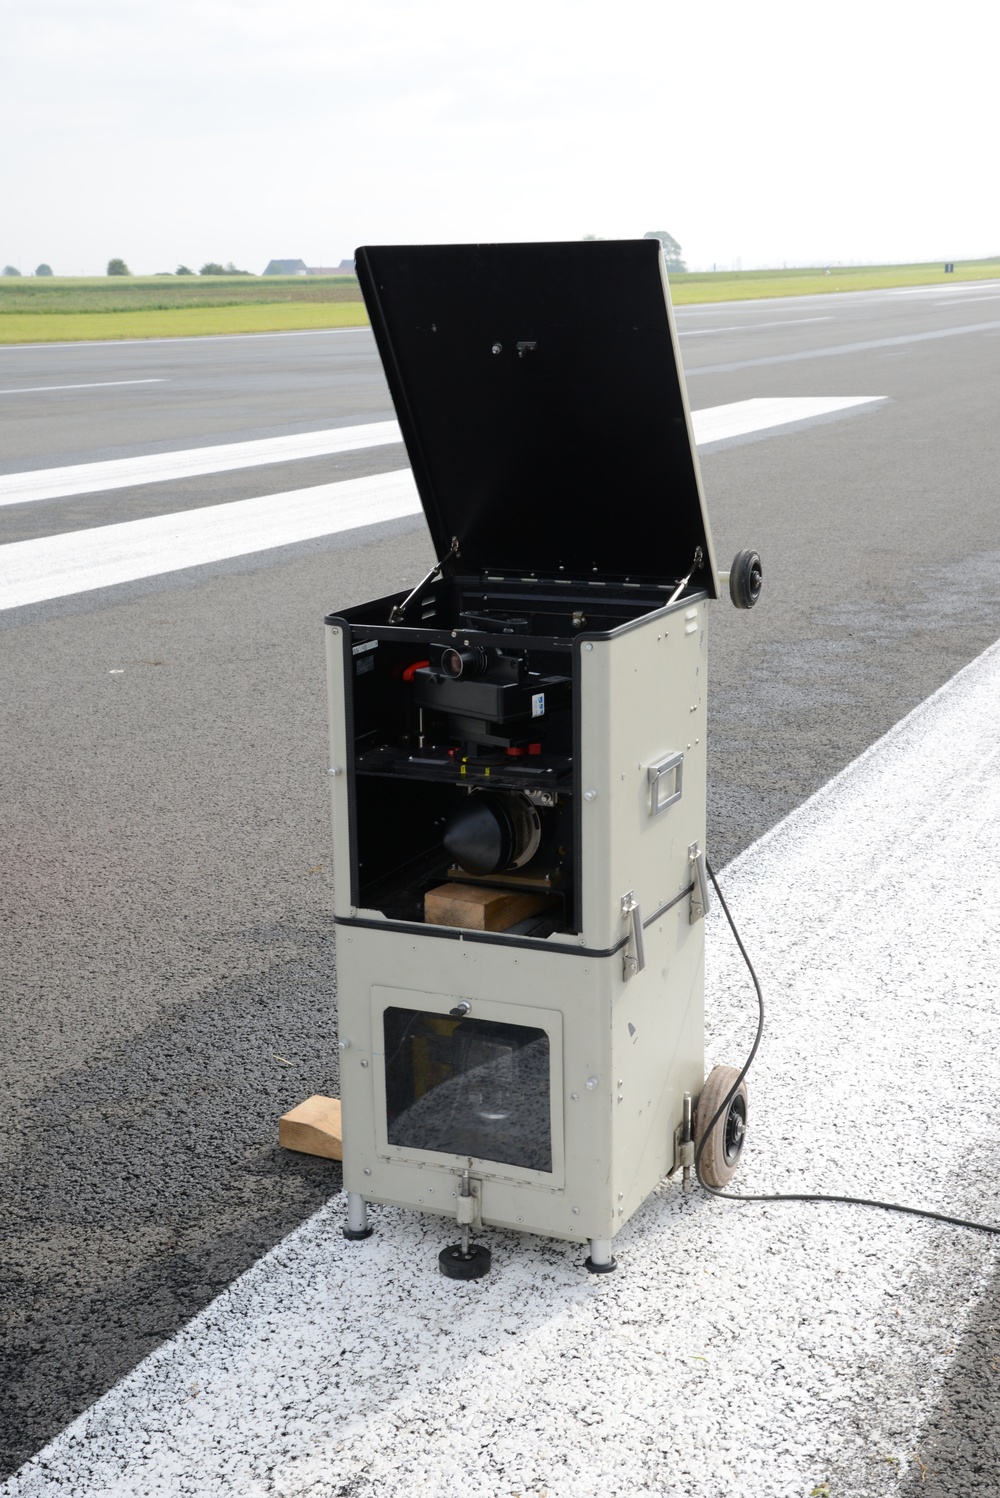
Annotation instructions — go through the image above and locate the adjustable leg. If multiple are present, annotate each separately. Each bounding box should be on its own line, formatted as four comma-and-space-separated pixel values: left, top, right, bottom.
585, 1238, 617, 1274
343, 1191, 373, 1241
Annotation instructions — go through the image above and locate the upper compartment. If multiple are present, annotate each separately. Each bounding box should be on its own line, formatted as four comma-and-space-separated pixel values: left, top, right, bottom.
355, 239, 720, 596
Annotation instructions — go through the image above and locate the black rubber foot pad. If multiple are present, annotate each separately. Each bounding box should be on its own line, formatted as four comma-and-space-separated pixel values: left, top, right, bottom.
584, 1254, 618, 1274
439, 1242, 492, 1280
343, 1226, 374, 1241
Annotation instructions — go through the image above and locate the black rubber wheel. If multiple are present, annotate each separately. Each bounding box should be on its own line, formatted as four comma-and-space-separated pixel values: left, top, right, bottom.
728, 549, 763, 609
695, 1064, 748, 1188
438, 1242, 492, 1280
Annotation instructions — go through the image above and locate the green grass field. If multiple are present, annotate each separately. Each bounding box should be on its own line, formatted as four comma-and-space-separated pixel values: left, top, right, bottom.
0, 274, 362, 313
0, 300, 369, 344
0, 274, 367, 343
1, 259, 998, 342
667, 256, 1000, 304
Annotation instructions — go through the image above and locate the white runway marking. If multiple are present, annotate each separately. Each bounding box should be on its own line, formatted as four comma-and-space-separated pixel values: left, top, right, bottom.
0, 397, 882, 512
678, 317, 833, 335
933, 294, 1000, 306
889, 281, 1000, 296
0, 378, 165, 396
0, 470, 420, 608
692, 394, 881, 444
0, 420, 403, 508
0, 399, 885, 610
5, 636, 999, 1498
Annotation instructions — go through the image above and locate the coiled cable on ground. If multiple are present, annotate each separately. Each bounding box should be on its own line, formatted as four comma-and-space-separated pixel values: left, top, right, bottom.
695, 858, 1000, 1236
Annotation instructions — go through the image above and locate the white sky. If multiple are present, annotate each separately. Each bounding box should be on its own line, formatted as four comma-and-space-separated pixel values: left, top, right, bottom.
2, 0, 997, 277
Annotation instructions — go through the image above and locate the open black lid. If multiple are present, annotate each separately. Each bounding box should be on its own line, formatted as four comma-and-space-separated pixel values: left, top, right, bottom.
355, 239, 718, 593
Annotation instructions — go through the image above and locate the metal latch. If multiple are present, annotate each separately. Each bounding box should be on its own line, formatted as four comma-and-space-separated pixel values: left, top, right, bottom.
455, 1163, 482, 1242
621, 890, 646, 980
647, 751, 683, 817
688, 843, 711, 924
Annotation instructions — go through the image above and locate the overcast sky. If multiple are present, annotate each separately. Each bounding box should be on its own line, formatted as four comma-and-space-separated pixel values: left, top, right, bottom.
2, 0, 997, 277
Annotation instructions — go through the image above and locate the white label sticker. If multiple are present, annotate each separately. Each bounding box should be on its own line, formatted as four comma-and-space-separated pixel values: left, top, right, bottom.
352, 639, 379, 656
531, 693, 545, 718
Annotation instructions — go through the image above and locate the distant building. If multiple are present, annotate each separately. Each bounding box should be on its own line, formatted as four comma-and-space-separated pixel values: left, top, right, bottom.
263, 259, 308, 276
263, 257, 356, 276
305, 260, 356, 275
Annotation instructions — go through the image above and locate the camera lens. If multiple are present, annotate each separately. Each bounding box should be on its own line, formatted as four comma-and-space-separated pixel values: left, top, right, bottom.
441, 646, 489, 679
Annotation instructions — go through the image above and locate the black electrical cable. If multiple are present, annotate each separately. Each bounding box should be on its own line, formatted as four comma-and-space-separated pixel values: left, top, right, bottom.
695, 857, 1000, 1236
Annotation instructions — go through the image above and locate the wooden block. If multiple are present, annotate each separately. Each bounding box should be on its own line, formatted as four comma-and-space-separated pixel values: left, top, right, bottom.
424, 881, 556, 932
279, 1095, 343, 1161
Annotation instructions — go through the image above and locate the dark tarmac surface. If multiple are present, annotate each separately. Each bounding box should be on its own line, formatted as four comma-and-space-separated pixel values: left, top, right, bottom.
2, 286, 1000, 1483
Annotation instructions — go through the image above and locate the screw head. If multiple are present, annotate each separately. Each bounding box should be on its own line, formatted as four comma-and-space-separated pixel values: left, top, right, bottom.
586, 1076, 599, 1091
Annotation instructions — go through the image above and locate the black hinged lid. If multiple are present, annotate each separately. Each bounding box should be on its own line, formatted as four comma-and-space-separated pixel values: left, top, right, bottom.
356, 239, 719, 593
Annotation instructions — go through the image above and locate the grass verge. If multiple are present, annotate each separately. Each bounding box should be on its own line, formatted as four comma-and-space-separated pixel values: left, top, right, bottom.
0, 301, 371, 344
668, 258, 1000, 303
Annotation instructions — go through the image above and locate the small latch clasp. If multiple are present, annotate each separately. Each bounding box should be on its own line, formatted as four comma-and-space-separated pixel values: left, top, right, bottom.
688, 843, 711, 924
621, 890, 646, 980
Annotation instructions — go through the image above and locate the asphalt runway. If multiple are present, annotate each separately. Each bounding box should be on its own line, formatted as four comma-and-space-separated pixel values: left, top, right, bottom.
2, 282, 1000, 1490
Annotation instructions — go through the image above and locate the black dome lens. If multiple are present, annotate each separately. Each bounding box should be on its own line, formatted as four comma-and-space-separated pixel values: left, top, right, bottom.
443, 793, 515, 875
443, 792, 544, 876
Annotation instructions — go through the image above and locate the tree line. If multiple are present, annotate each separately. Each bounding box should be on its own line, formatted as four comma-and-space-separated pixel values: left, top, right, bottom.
1, 260, 254, 276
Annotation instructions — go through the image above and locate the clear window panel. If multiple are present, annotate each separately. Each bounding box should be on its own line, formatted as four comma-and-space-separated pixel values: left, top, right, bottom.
383, 1007, 552, 1172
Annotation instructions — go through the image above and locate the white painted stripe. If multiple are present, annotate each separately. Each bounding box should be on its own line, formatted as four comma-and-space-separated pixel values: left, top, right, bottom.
888, 282, 1000, 296
5, 638, 999, 1496
0, 399, 885, 610
692, 394, 882, 444
0, 397, 881, 512
933, 294, 1000, 305
0, 420, 403, 508
678, 317, 833, 335
0, 470, 420, 609
0, 379, 165, 396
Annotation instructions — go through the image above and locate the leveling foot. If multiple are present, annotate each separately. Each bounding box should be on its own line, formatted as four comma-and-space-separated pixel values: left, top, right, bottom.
343, 1191, 373, 1241
439, 1242, 492, 1280
585, 1237, 618, 1273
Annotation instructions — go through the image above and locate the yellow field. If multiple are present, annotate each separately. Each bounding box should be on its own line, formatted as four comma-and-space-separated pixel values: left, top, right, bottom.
0, 300, 370, 344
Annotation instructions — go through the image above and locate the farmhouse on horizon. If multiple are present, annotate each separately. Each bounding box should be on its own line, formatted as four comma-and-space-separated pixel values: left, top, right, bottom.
263, 258, 356, 275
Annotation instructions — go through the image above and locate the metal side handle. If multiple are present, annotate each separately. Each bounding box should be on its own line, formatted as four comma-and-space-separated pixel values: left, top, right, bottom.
647, 751, 683, 817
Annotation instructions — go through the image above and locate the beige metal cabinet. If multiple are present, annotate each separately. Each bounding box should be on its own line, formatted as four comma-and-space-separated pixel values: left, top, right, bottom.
324, 240, 757, 1275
